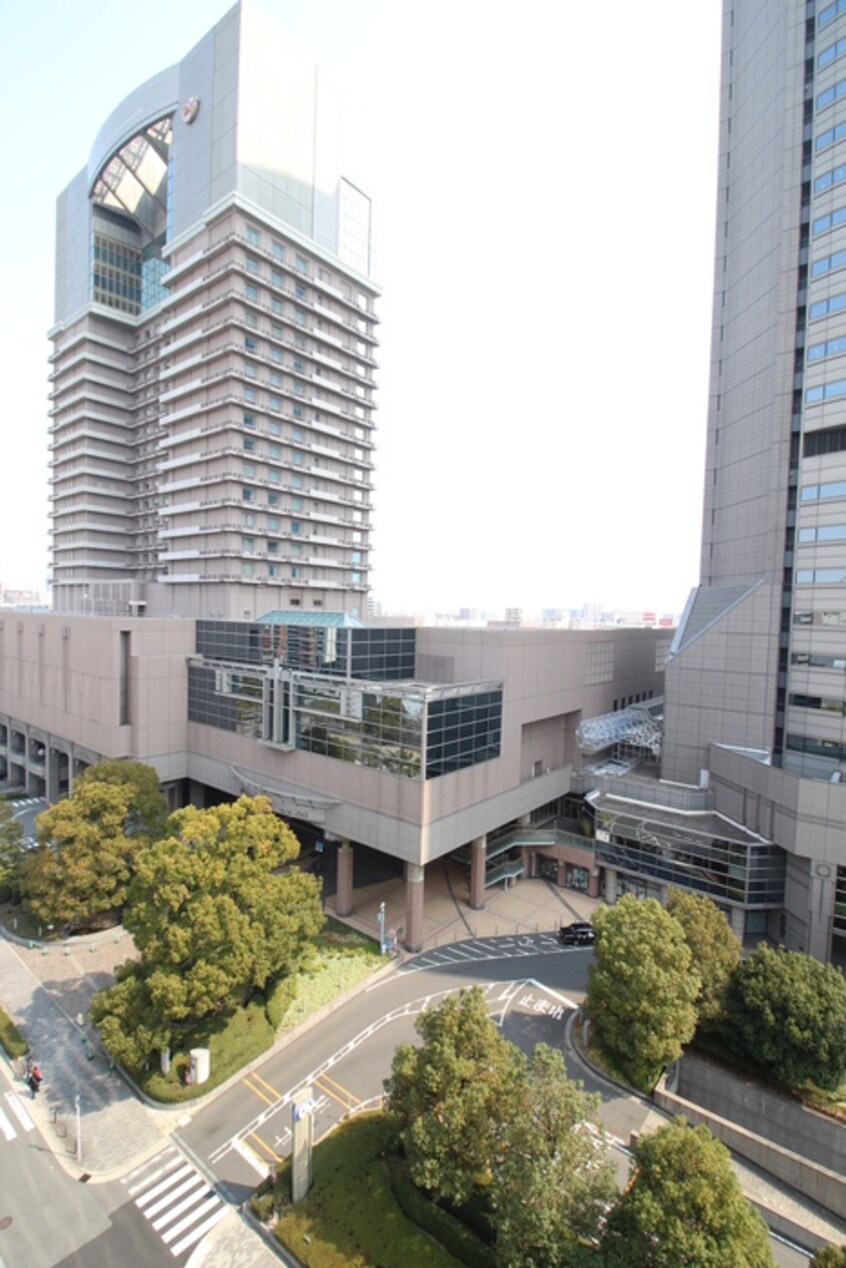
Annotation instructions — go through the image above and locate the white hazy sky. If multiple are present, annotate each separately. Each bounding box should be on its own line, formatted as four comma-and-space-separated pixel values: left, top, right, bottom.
0, 0, 722, 618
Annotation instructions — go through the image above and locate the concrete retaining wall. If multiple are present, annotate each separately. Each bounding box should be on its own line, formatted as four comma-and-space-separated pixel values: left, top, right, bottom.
655, 1054, 846, 1219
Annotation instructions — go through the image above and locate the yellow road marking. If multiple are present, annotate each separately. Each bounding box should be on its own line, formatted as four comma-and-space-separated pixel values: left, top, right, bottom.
314, 1072, 359, 1109
249, 1130, 283, 1162
243, 1075, 275, 1107
249, 1070, 283, 1100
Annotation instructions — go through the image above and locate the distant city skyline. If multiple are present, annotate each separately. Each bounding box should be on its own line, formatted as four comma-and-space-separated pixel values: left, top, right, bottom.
0, 0, 722, 616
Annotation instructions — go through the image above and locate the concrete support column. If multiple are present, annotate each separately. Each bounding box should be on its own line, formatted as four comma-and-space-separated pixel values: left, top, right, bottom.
604, 867, 617, 905
469, 835, 487, 910
728, 905, 746, 942
336, 841, 354, 917
405, 862, 425, 952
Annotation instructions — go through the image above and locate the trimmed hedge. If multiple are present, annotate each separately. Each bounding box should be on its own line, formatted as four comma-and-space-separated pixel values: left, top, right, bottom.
265, 974, 298, 1030
0, 1006, 28, 1059
385, 1152, 492, 1268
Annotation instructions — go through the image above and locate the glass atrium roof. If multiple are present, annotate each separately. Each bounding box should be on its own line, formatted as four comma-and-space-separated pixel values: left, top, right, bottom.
91, 116, 172, 240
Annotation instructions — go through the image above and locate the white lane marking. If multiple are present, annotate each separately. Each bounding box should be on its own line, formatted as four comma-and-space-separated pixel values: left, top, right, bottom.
151, 1177, 210, 1229
4, 1092, 34, 1132
161, 1194, 222, 1246
169, 1204, 229, 1257
125, 1149, 181, 1195
233, 1138, 268, 1178
0, 1107, 16, 1142
136, 1163, 194, 1208
145, 1173, 206, 1221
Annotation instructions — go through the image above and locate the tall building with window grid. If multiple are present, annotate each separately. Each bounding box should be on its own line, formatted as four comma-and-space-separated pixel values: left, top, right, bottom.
49, 1, 377, 621
585, 0, 846, 964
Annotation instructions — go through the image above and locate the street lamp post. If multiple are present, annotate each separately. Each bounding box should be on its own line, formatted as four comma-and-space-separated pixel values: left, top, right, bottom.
74, 1094, 81, 1163
378, 901, 386, 955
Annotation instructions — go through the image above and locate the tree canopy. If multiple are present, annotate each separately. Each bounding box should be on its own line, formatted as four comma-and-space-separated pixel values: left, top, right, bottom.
811, 1247, 846, 1267
385, 986, 526, 1207
91, 795, 322, 1067
22, 780, 139, 928
723, 943, 846, 1091
491, 1044, 615, 1267
0, 801, 26, 903
666, 888, 741, 1027
19, 760, 169, 929
601, 1118, 773, 1267
584, 895, 700, 1091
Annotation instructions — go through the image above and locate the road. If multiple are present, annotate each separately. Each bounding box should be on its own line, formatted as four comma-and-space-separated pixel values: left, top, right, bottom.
178, 933, 811, 1266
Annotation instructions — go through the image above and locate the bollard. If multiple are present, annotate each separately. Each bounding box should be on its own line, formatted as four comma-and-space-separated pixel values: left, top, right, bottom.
28, 941, 33, 951
42, 948, 48, 956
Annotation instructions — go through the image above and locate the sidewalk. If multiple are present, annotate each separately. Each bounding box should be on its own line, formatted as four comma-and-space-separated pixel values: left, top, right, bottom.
562, 1011, 846, 1253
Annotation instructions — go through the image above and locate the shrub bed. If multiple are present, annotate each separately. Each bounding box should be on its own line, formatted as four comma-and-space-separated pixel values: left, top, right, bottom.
0, 1006, 28, 1059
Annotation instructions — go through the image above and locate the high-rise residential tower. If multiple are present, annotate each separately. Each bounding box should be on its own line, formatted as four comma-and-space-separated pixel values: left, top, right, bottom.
582, 0, 846, 963
49, 1, 377, 620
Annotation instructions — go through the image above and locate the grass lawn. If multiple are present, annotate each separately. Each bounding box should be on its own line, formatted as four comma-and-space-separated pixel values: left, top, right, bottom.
272, 1113, 463, 1268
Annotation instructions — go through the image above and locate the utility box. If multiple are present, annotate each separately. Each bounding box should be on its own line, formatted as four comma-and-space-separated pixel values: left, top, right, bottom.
189, 1047, 210, 1085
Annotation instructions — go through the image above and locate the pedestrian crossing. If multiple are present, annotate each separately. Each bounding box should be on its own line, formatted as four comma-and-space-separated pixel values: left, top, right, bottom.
0, 1090, 35, 1143
122, 1145, 229, 1259
10, 797, 45, 809
399, 931, 568, 974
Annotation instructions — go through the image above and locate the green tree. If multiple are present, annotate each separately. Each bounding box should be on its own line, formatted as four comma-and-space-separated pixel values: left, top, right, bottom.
666, 888, 741, 1027
584, 895, 700, 1091
384, 986, 526, 1206
74, 759, 169, 843
22, 780, 138, 928
92, 796, 323, 1065
811, 1247, 846, 1266
723, 943, 846, 1090
0, 801, 26, 902
491, 1044, 615, 1267
601, 1118, 773, 1267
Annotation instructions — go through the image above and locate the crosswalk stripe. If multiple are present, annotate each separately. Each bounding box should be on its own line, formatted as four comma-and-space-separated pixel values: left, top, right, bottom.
169, 1205, 229, 1258
161, 1194, 222, 1246
0, 1107, 16, 1143
4, 1093, 33, 1132
125, 1150, 181, 1195
151, 1179, 210, 1230
145, 1174, 205, 1222
136, 1163, 193, 1208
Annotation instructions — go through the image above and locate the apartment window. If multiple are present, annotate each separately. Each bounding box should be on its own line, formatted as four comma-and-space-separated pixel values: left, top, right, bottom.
244, 311, 258, 328
244, 361, 257, 379
242, 462, 255, 477
295, 255, 308, 274
272, 240, 285, 261
294, 358, 305, 372
292, 427, 304, 441
817, 76, 846, 111
268, 540, 279, 555
293, 405, 304, 418
816, 121, 846, 153
797, 568, 846, 583
292, 473, 303, 488
244, 413, 256, 428
243, 512, 254, 527
245, 283, 258, 302
351, 571, 362, 584
244, 335, 257, 351
269, 420, 282, 437
268, 492, 280, 506
272, 269, 284, 288
268, 564, 278, 578
819, 35, 846, 70
271, 347, 282, 364
352, 550, 362, 564
268, 469, 280, 484
291, 521, 301, 534
295, 283, 306, 299
242, 488, 255, 503
292, 450, 304, 465
269, 394, 281, 411
242, 561, 254, 577
268, 443, 281, 460
271, 297, 283, 315
271, 322, 283, 338
805, 378, 846, 403
243, 437, 256, 452
807, 334, 846, 363
797, 524, 846, 542
246, 256, 259, 275
800, 480, 846, 501
294, 308, 306, 326
244, 386, 257, 403
810, 247, 846, 276
291, 566, 300, 579
294, 334, 306, 349
291, 496, 303, 510
246, 225, 260, 245
242, 536, 255, 553
820, 0, 846, 32
809, 292, 846, 320
293, 382, 305, 396
270, 371, 282, 388
267, 515, 280, 531
291, 543, 301, 557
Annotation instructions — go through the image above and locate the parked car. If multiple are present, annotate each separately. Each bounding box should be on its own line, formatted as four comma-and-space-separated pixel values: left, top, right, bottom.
558, 921, 596, 946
